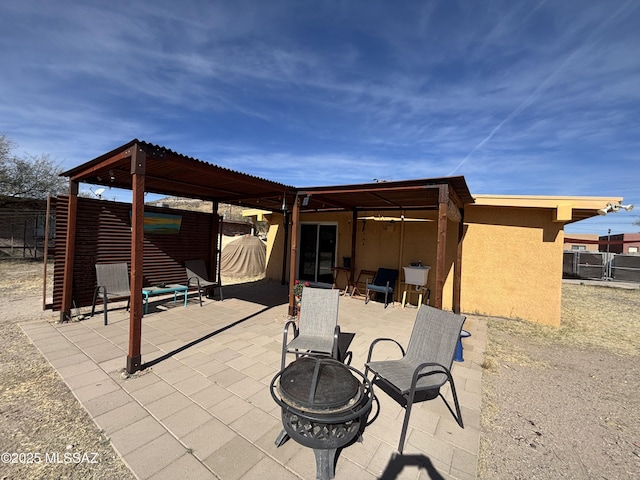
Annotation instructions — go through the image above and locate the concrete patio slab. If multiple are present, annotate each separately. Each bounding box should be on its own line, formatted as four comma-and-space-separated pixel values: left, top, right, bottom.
21, 281, 486, 479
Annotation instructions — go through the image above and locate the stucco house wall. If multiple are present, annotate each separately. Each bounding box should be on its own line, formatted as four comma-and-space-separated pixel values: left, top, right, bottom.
461, 205, 564, 326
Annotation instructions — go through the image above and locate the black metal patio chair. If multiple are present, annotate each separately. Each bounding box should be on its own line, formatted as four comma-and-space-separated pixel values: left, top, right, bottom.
365, 305, 466, 453
90, 262, 131, 326
185, 259, 223, 306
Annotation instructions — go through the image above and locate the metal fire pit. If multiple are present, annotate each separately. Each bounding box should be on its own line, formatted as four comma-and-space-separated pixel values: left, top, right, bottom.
270, 357, 374, 480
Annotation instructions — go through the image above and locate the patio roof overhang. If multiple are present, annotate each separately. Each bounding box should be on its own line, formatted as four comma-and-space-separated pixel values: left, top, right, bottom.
472, 194, 625, 223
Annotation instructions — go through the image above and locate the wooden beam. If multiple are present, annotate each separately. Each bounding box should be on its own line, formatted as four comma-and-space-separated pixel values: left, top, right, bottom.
281, 211, 289, 285
42, 194, 51, 310
453, 209, 465, 314
60, 181, 79, 321
434, 184, 449, 309
288, 195, 300, 316
297, 184, 441, 196
211, 201, 220, 284
127, 145, 145, 374
350, 209, 357, 286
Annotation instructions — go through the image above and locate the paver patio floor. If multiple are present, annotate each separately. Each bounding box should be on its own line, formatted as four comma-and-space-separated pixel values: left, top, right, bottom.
21, 281, 486, 479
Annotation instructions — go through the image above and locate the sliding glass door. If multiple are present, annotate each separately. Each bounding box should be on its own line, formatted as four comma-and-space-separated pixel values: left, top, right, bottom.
298, 223, 337, 285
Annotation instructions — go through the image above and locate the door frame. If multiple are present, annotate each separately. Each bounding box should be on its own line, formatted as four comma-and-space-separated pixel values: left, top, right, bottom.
296, 221, 338, 287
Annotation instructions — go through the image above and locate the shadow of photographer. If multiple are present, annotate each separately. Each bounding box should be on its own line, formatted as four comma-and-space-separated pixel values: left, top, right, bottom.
379, 452, 446, 480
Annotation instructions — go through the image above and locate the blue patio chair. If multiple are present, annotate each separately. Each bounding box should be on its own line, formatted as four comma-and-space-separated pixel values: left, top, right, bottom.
365, 267, 398, 308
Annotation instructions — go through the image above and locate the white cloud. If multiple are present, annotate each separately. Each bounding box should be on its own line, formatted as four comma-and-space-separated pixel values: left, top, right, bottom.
0, 0, 638, 231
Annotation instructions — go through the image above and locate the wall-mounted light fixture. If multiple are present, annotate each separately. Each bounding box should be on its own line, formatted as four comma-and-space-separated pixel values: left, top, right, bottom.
597, 203, 634, 216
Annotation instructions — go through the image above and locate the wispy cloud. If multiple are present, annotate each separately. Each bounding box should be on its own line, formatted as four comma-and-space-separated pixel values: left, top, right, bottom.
0, 0, 638, 234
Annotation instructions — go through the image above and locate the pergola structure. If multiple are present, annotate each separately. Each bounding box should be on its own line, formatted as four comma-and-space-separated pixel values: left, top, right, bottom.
61, 140, 474, 373
289, 178, 474, 314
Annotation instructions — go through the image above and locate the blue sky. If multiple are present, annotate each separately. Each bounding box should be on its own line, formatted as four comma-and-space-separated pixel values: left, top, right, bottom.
1, 0, 638, 235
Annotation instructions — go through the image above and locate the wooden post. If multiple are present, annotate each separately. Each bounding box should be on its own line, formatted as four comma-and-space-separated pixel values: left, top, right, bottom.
60, 181, 79, 322
281, 210, 289, 285
211, 201, 220, 283
434, 185, 449, 309
350, 209, 357, 286
42, 194, 51, 310
453, 209, 464, 314
288, 195, 300, 317
127, 145, 146, 374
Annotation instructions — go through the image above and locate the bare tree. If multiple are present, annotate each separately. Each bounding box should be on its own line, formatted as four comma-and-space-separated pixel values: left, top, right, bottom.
0, 134, 68, 200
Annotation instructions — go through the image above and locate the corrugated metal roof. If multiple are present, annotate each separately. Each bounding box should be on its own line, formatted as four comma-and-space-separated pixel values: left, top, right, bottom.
61, 139, 295, 212
61, 140, 474, 213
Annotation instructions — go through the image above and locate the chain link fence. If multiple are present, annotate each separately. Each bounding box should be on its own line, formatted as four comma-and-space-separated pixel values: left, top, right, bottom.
563, 250, 640, 283
0, 210, 54, 260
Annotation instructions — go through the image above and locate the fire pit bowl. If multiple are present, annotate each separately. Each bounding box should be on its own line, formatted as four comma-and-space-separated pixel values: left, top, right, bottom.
270, 357, 374, 479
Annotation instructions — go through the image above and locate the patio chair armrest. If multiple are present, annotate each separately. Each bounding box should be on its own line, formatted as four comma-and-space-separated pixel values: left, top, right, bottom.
410, 361, 451, 390
366, 337, 406, 363
187, 276, 201, 288
282, 320, 299, 346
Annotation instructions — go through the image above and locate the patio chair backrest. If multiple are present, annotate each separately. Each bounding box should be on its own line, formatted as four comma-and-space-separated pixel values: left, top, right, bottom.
404, 305, 465, 370
373, 268, 398, 287
95, 262, 130, 294
298, 287, 339, 337
185, 259, 211, 282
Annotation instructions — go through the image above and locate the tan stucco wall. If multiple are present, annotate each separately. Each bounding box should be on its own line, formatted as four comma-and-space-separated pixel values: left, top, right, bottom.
265, 220, 285, 281
461, 205, 564, 326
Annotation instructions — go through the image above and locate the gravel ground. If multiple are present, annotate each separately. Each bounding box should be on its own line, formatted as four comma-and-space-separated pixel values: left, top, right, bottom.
0, 262, 135, 480
478, 283, 640, 479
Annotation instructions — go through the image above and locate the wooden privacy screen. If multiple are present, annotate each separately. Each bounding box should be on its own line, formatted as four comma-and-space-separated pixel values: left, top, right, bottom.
52, 196, 218, 311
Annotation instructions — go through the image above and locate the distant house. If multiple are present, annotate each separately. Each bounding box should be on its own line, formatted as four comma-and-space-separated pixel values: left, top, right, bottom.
563, 233, 600, 252
599, 233, 640, 255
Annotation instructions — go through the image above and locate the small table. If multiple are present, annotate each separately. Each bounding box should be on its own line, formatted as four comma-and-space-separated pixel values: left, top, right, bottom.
142, 284, 189, 314
331, 267, 352, 294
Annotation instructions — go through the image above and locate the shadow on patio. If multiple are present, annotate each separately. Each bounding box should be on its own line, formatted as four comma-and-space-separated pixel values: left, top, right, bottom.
21, 280, 485, 479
